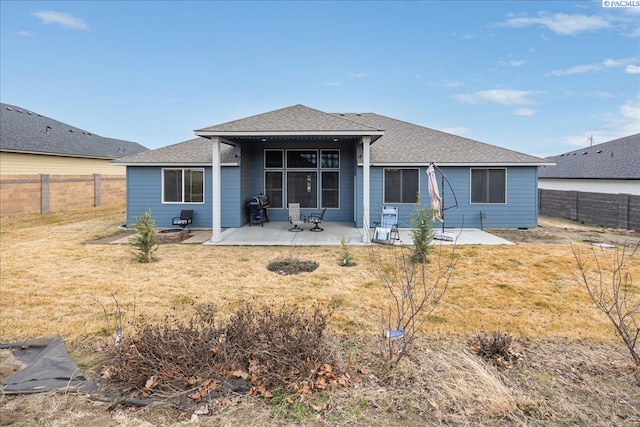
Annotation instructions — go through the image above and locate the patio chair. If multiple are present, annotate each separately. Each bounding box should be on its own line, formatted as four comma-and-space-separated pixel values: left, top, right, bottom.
172, 210, 193, 228
372, 206, 399, 244
308, 208, 326, 232
288, 203, 305, 232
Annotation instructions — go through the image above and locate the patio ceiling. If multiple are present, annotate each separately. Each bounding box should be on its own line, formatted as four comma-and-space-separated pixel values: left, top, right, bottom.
220, 134, 364, 145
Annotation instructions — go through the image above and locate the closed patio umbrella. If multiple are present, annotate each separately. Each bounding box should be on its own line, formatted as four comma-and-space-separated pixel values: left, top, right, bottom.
427, 164, 443, 222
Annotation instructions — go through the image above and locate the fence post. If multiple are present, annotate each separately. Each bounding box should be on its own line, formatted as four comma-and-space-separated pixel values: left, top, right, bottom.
94, 173, 101, 207
617, 194, 630, 230
40, 174, 50, 214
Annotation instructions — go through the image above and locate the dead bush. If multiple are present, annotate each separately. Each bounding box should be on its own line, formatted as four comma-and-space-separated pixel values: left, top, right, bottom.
107, 303, 345, 400
468, 331, 519, 367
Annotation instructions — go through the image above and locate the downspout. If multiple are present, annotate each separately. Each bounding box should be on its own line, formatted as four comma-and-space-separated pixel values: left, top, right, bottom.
210, 136, 222, 243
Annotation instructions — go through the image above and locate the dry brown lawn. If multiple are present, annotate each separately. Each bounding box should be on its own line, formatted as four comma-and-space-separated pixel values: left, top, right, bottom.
1, 206, 639, 426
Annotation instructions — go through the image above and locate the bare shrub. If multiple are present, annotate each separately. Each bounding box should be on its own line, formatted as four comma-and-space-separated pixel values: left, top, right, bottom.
572, 241, 640, 367
108, 303, 344, 399
468, 331, 519, 367
369, 243, 457, 367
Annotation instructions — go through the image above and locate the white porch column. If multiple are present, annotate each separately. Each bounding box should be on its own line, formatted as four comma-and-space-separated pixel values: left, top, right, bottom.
210, 136, 222, 243
362, 136, 371, 243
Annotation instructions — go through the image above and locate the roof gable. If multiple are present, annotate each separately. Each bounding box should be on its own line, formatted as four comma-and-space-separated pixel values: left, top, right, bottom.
119, 105, 549, 166
196, 104, 381, 134
0, 103, 148, 159
539, 133, 640, 179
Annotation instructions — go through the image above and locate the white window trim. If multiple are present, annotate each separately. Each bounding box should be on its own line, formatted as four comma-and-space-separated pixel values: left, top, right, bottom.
264, 149, 284, 169
469, 168, 508, 205
161, 168, 206, 204
264, 170, 284, 209
286, 149, 319, 169
321, 170, 340, 209
320, 149, 340, 169
286, 170, 319, 209
383, 167, 420, 205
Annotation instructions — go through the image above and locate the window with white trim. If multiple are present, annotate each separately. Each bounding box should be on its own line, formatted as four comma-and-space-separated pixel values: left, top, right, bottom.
265, 149, 341, 209
264, 150, 284, 208
384, 168, 419, 204
162, 168, 204, 203
471, 168, 506, 204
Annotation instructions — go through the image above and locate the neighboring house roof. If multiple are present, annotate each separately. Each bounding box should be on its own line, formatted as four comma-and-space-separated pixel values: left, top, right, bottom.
115, 104, 549, 166
539, 133, 640, 179
0, 103, 147, 159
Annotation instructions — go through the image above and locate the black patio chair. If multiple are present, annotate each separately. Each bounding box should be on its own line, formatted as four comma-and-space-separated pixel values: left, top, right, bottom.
308, 208, 326, 232
172, 210, 193, 228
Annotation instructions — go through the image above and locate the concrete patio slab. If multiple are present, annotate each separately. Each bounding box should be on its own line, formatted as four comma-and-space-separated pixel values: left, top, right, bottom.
202, 222, 514, 246
106, 222, 513, 246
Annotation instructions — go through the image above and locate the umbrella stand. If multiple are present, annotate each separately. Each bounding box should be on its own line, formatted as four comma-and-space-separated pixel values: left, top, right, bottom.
430, 163, 459, 235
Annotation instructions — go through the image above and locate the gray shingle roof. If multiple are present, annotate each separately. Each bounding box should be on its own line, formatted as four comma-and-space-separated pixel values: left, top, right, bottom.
538, 133, 640, 179
111, 137, 236, 165
338, 113, 547, 164
118, 104, 549, 165
0, 103, 147, 158
197, 104, 382, 133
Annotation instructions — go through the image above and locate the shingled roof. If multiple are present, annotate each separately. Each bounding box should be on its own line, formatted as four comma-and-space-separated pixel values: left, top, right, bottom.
111, 137, 237, 165
338, 112, 546, 164
539, 133, 640, 179
116, 104, 548, 165
196, 104, 382, 134
0, 103, 147, 159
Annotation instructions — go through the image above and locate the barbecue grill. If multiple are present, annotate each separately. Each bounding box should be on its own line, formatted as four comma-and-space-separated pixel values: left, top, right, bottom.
247, 194, 269, 226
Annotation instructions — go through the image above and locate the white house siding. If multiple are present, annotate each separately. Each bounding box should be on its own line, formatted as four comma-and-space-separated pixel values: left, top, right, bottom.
539, 178, 640, 196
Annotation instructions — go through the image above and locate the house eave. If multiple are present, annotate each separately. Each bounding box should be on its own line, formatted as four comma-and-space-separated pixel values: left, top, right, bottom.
1, 148, 116, 160
110, 162, 239, 167
362, 161, 554, 167
195, 130, 385, 137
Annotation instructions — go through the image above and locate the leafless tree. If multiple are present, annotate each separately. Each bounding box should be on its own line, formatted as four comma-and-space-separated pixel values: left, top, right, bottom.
369, 241, 458, 367
572, 241, 640, 367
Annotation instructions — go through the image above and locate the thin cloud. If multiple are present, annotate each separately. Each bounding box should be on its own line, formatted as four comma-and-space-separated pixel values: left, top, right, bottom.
499, 12, 611, 36
566, 97, 640, 147
431, 80, 464, 88
325, 81, 342, 87
455, 89, 539, 106
498, 59, 525, 67
18, 30, 32, 36
626, 65, 640, 74
550, 57, 637, 76
349, 72, 366, 78
32, 10, 88, 30
514, 108, 536, 116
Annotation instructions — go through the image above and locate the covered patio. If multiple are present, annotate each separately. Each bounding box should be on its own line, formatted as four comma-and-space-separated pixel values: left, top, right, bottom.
107, 222, 513, 245
204, 223, 513, 246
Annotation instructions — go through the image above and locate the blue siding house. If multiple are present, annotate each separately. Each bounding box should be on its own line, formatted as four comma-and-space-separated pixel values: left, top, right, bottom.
112, 105, 551, 242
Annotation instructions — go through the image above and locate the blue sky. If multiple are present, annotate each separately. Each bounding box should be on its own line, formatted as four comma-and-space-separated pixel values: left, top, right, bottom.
1, 1, 638, 158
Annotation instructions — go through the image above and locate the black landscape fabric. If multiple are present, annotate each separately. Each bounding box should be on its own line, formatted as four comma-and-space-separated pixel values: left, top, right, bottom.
1, 335, 88, 394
